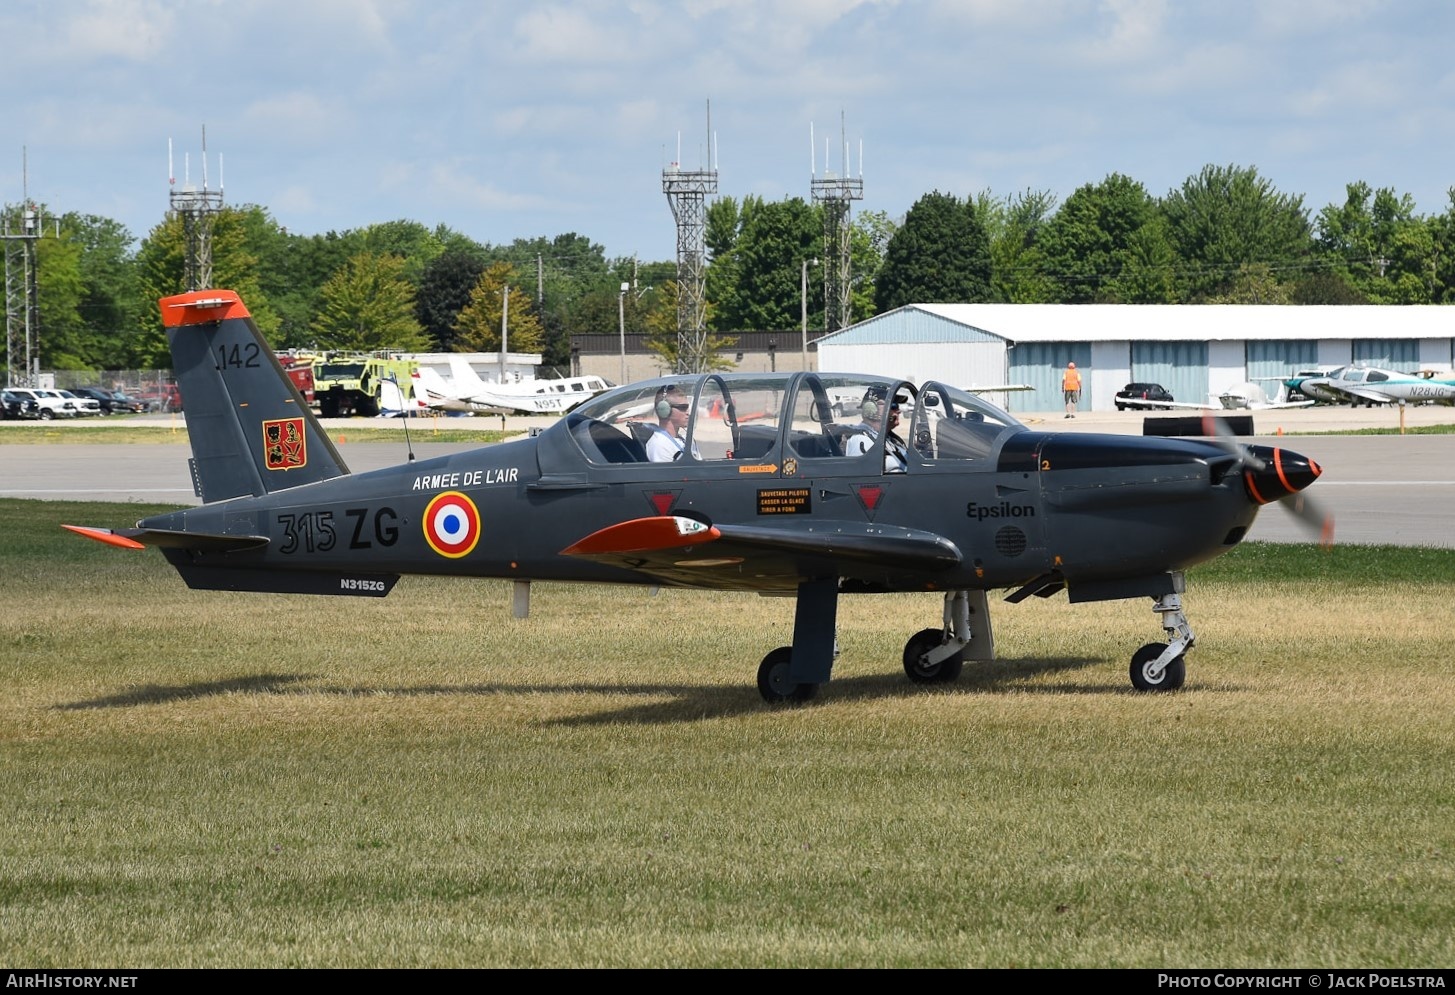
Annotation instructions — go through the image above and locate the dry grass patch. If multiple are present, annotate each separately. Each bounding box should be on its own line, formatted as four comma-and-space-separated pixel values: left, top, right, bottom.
2, 500, 1453, 968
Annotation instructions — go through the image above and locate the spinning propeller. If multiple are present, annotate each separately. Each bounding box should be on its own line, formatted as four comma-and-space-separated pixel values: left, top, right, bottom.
1200, 413, 1335, 547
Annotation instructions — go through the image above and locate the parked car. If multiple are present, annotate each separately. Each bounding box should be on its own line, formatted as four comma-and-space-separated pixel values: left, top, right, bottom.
70, 386, 146, 415
52, 389, 103, 416
1, 388, 40, 419
6, 387, 77, 419
1114, 382, 1175, 410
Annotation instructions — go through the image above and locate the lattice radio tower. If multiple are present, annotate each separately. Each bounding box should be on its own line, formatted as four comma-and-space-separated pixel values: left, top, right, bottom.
810, 114, 864, 334
661, 102, 718, 374
169, 128, 224, 291
3, 148, 56, 387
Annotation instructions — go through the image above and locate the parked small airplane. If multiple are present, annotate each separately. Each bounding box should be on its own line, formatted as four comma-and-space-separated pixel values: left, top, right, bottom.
64, 289, 1333, 703
1116, 383, 1315, 412
1216, 382, 1316, 411
1287, 365, 1455, 408
412, 357, 610, 416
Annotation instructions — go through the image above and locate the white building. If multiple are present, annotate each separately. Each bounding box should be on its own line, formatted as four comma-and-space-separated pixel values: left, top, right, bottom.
815, 304, 1455, 412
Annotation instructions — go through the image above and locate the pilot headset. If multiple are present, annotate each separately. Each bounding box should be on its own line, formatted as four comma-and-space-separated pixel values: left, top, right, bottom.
656, 386, 677, 419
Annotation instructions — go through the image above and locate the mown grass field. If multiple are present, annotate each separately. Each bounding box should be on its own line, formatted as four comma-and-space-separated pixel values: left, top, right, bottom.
1, 498, 1453, 968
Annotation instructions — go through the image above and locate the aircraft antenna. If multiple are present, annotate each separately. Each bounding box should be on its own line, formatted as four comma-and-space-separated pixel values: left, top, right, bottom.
167, 125, 225, 291
387, 373, 417, 461
661, 99, 718, 374
809, 111, 864, 334
3, 147, 58, 387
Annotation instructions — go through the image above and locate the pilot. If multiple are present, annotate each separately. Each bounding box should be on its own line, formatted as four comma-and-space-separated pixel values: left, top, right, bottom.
844, 386, 908, 472
645, 385, 700, 462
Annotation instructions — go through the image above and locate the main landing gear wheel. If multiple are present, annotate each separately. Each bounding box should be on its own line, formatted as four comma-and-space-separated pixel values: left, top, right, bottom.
903, 627, 964, 684
1129, 642, 1186, 692
757, 647, 819, 703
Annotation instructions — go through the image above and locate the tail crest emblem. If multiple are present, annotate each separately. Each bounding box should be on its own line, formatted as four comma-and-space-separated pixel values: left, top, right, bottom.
263, 418, 308, 470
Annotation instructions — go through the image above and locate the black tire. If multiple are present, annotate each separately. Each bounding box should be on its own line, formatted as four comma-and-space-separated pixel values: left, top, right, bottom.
40, 409, 54, 421
756, 647, 818, 703
903, 627, 964, 684
1130, 642, 1186, 691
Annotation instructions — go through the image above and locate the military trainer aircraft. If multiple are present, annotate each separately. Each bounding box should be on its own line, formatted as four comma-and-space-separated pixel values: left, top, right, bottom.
64, 289, 1333, 703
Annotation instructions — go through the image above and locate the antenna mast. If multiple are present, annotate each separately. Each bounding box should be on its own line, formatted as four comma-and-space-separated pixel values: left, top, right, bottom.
3, 147, 57, 387
810, 111, 864, 334
661, 99, 719, 374
168, 125, 225, 291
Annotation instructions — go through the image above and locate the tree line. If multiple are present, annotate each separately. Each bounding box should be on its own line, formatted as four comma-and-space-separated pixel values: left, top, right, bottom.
5, 162, 1453, 379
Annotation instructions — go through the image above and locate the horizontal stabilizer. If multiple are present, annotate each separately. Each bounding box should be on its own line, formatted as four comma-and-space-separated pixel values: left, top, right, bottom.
63, 524, 269, 553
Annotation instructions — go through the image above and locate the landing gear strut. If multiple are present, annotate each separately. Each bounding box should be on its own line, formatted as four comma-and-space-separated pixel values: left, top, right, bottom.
1129, 588, 1192, 691
902, 590, 993, 684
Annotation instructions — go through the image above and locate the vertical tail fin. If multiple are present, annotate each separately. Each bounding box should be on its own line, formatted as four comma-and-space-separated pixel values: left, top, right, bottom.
161, 289, 349, 502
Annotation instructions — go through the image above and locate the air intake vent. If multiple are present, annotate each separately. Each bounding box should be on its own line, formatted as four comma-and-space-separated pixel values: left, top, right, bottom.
995, 526, 1027, 557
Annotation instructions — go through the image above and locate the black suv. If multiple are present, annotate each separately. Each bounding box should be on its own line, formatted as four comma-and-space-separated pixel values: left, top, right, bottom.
71, 386, 146, 415
1, 388, 38, 419
1114, 383, 1175, 410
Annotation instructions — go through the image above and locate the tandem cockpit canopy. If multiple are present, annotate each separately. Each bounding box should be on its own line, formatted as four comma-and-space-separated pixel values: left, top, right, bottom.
561, 371, 1027, 469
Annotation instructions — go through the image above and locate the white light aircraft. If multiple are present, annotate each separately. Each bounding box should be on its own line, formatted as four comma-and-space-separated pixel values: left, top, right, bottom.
1117, 384, 1315, 412
412, 359, 612, 416
1289, 365, 1455, 407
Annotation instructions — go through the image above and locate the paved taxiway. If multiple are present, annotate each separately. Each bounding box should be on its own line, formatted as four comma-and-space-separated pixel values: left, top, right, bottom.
2, 406, 1452, 548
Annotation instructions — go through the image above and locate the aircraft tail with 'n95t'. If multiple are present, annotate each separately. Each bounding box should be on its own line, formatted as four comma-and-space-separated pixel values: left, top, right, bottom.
65, 288, 1333, 704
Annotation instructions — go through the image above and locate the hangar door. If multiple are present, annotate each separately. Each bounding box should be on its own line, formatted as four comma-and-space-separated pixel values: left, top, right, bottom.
1354, 339, 1418, 370
1247, 340, 1317, 382
1132, 341, 1208, 407
1008, 342, 1092, 412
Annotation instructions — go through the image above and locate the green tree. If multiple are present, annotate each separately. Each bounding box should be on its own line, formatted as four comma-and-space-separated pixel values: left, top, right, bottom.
873, 190, 991, 311
642, 280, 735, 373
132, 207, 275, 367
1161, 164, 1312, 301
32, 226, 90, 372
979, 188, 1058, 303
1204, 262, 1293, 304
848, 208, 895, 321
1038, 173, 1159, 302
454, 261, 545, 354
1313, 182, 1436, 304
1104, 215, 1180, 304
710, 198, 820, 332
1428, 188, 1455, 304
311, 252, 429, 351
417, 247, 488, 351
63, 212, 141, 370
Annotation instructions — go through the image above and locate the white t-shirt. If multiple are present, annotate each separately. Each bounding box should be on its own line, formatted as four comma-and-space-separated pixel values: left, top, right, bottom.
645, 425, 698, 462
844, 422, 907, 472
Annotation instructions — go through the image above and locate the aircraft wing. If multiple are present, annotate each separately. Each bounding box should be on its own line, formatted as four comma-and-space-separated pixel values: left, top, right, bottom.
1118, 398, 1211, 411
1332, 386, 1394, 405
561, 515, 962, 591
966, 384, 1034, 394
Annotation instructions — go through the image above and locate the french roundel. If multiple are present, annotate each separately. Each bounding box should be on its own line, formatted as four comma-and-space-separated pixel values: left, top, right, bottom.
422, 490, 481, 558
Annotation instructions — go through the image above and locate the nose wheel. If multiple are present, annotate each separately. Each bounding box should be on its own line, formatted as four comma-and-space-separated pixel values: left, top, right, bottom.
1130, 642, 1186, 691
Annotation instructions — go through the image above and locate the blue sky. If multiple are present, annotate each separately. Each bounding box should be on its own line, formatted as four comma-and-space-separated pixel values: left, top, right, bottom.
3, 0, 1451, 263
